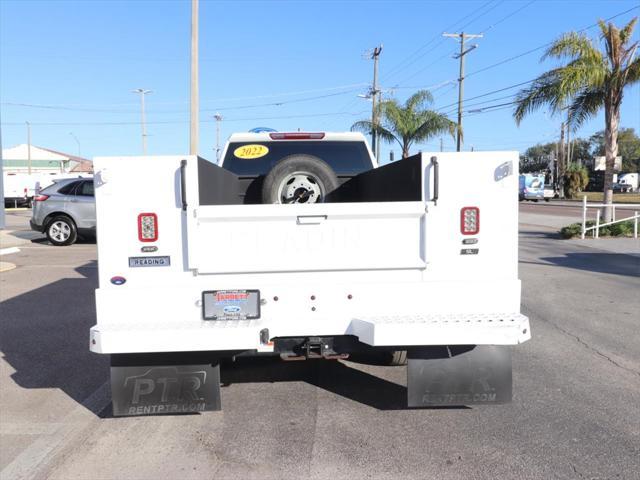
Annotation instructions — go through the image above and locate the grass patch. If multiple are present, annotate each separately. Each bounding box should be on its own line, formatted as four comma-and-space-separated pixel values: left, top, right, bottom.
560, 219, 637, 239
580, 192, 640, 204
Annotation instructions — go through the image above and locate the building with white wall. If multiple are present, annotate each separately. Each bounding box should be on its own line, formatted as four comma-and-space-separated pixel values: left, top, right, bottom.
2, 144, 92, 174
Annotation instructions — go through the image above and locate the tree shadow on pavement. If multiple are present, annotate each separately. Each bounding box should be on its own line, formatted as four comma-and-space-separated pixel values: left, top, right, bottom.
538, 252, 640, 278
0, 261, 109, 415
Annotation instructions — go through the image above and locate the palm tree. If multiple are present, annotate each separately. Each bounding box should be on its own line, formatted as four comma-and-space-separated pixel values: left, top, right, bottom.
513, 17, 639, 221
351, 90, 456, 159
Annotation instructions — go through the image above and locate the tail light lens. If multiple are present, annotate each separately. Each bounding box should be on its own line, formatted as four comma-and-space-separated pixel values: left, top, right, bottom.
34, 195, 49, 202
460, 207, 479, 235
138, 213, 158, 242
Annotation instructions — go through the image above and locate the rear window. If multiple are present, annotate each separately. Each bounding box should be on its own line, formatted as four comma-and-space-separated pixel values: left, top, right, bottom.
77, 181, 94, 196
56, 181, 82, 195
221, 141, 373, 176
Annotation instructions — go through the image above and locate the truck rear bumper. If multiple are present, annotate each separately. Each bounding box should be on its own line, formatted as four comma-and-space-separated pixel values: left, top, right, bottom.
90, 313, 530, 354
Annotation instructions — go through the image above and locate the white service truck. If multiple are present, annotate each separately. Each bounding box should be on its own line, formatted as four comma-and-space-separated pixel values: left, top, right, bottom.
91, 131, 530, 416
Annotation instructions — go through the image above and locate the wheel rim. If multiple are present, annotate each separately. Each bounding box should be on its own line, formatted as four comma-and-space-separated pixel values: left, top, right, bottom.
277, 172, 324, 204
49, 221, 71, 242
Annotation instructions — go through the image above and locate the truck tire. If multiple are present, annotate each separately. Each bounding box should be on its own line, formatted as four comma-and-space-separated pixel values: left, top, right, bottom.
262, 155, 339, 204
388, 350, 408, 366
46, 215, 77, 246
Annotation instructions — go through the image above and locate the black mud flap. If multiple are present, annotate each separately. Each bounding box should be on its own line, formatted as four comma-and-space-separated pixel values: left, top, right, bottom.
407, 346, 512, 407
110, 355, 221, 416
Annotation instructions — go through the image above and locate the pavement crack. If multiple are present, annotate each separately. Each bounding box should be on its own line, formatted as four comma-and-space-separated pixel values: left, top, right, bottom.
523, 305, 640, 378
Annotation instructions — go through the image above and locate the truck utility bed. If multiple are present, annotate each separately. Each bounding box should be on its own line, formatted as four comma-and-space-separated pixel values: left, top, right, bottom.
91, 139, 529, 414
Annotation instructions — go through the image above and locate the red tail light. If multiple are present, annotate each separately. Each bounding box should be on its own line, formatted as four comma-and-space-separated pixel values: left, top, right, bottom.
269, 132, 325, 140
460, 207, 480, 235
138, 213, 158, 242
34, 195, 49, 202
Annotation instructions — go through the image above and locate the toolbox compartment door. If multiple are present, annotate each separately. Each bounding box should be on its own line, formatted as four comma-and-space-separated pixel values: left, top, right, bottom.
187, 202, 427, 274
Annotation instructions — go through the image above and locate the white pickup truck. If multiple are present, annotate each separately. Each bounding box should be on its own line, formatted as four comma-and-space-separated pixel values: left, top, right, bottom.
91, 131, 530, 416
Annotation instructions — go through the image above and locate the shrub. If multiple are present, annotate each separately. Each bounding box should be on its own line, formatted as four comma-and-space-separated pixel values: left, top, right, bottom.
564, 163, 589, 198
559, 219, 635, 238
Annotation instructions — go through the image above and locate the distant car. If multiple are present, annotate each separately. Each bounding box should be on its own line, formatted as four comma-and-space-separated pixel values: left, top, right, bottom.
30, 177, 95, 246
543, 186, 555, 202
613, 182, 633, 193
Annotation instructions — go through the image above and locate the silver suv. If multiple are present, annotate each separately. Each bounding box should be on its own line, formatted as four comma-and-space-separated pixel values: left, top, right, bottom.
30, 177, 95, 246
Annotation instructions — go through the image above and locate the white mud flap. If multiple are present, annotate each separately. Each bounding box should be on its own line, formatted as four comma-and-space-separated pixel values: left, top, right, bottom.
110, 355, 221, 416
407, 345, 512, 407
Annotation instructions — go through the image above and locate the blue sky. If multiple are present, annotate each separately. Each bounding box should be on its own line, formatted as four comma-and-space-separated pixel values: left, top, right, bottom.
1, 0, 639, 163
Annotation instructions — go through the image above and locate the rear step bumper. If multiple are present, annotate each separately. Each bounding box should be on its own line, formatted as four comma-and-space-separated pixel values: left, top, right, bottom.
90, 313, 530, 354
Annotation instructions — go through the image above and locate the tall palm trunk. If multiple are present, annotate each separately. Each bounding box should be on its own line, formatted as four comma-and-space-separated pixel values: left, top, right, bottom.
402, 139, 411, 158
603, 98, 620, 222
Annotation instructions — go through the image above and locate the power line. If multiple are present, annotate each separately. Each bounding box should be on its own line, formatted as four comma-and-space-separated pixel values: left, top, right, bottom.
1, 83, 369, 111
389, 0, 536, 87
435, 78, 535, 112
478, 0, 537, 35
465, 4, 640, 79
0, 110, 370, 127
2, 88, 363, 115
382, 0, 497, 83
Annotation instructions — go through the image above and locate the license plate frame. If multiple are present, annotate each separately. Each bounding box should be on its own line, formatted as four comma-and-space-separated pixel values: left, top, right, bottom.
202, 289, 260, 321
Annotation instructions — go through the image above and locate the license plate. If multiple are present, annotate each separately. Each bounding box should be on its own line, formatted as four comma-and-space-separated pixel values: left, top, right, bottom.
129, 256, 170, 267
202, 290, 260, 320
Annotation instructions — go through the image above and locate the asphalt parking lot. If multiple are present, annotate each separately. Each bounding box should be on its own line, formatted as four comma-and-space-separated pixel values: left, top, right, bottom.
1, 207, 639, 480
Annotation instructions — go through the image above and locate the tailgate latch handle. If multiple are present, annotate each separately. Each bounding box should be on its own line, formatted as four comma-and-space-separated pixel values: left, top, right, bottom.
297, 215, 327, 225
430, 156, 439, 205
180, 159, 188, 211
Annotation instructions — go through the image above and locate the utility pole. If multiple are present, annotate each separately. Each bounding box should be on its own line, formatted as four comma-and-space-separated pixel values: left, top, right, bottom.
26, 121, 31, 175
190, 0, 199, 155
213, 113, 223, 162
132, 89, 152, 155
369, 45, 383, 159
443, 32, 482, 151
559, 122, 566, 199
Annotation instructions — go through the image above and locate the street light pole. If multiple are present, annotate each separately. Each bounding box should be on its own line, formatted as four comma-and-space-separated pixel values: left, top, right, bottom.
190, 0, 199, 155
132, 89, 152, 155
214, 113, 223, 162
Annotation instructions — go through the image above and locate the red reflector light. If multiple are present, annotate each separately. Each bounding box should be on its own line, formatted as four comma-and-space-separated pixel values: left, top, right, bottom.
138, 213, 158, 242
460, 207, 480, 235
269, 132, 325, 140
34, 195, 49, 202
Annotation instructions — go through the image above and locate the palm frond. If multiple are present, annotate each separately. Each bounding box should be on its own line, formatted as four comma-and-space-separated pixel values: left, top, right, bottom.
413, 111, 457, 142
379, 100, 407, 137
543, 32, 602, 64
404, 90, 434, 112
350, 120, 399, 146
619, 17, 638, 43
625, 56, 640, 84
513, 71, 570, 124
567, 88, 606, 131
513, 57, 607, 125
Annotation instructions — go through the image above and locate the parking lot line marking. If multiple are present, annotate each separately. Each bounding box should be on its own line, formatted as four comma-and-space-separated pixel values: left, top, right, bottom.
0, 423, 63, 435
0, 247, 21, 256
0, 381, 110, 480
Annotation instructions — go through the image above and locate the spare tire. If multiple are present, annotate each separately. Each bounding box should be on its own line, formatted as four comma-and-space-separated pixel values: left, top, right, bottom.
262, 154, 339, 204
